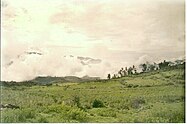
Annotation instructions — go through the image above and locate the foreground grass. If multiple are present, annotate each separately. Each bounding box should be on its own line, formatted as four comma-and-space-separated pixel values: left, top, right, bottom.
1, 67, 185, 122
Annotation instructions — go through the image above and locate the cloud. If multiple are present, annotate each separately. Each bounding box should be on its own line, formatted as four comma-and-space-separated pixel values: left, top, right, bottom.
1, 0, 185, 81
49, 0, 185, 52
2, 45, 114, 81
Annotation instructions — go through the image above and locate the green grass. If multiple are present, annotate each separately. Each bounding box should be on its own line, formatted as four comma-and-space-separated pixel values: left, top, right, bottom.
1, 67, 185, 122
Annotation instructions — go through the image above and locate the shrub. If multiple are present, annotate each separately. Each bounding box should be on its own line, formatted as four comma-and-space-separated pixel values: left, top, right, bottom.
82, 103, 92, 109
92, 99, 105, 108
133, 85, 139, 88
63, 85, 70, 90
37, 116, 48, 123
1, 109, 36, 123
90, 108, 116, 117
144, 85, 151, 87
126, 84, 133, 88
43, 104, 88, 122
89, 86, 96, 89
46, 83, 52, 86
130, 98, 145, 109
154, 109, 185, 123
120, 80, 127, 85
72, 95, 81, 108
67, 108, 87, 122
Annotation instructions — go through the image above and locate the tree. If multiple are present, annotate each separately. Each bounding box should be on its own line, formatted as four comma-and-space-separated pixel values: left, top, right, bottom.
149, 64, 155, 71
92, 99, 105, 108
133, 65, 135, 69
140, 64, 147, 72
134, 69, 137, 74
125, 67, 129, 75
123, 70, 127, 76
72, 95, 81, 108
112, 74, 116, 79
128, 67, 133, 75
159, 60, 169, 69
118, 69, 123, 77
107, 74, 111, 79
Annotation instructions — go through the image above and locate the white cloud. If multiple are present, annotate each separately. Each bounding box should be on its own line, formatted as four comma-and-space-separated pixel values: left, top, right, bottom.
1, 0, 185, 81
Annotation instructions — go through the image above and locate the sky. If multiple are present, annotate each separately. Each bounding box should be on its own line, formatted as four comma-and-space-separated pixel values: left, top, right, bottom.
1, 0, 185, 81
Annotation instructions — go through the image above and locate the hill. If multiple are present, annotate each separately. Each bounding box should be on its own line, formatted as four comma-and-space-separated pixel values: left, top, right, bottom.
1, 64, 185, 123
1, 75, 101, 86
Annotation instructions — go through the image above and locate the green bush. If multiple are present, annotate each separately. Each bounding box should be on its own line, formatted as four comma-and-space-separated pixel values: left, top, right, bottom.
67, 108, 87, 122
154, 109, 185, 123
72, 95, 81, 108
43, 104, 88, 122
82, 102, 92, 109
1, 109, 37, 123
130, 97, 145, 109
37, 116, 48, 123
92, 99, 105, 108
94, 108, 116, 117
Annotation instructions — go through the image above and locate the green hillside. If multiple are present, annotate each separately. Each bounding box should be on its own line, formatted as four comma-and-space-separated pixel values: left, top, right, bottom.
1, 75, 100, 86
1, 65, 185, 123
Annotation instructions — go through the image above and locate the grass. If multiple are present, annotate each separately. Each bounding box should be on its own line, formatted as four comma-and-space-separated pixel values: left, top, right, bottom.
1, 66, 185, 123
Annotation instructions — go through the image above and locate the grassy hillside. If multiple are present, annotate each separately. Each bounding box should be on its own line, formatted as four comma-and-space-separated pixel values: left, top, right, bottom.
1, 76, 100, 86
1, 65, 185, 123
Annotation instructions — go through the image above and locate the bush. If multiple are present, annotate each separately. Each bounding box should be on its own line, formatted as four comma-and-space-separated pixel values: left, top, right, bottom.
72, 95, 81, 108
43, 104, 88, 122
37, 116, 48, 123
92, 99, 105, 108
144, 85, 151, 87
154, 109, 185, 123
126, 84, 133, 88
67, 108, 87, 122
82, 103, 92, 109
130, 98, 145, 109
89, 108, 116, 117
1, 109, 37, 123
63, 85, 70, 90
133, 85, 139, 88
120, 80, 127, 85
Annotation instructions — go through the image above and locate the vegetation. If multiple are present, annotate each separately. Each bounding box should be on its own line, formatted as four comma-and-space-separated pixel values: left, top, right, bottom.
0, 64, 185, 122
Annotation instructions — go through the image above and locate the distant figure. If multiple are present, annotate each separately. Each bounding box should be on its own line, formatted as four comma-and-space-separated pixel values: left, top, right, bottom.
107, 74, 111, 79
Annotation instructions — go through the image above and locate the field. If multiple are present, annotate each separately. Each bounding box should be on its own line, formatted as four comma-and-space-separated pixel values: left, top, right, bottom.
0, 65, 185, 123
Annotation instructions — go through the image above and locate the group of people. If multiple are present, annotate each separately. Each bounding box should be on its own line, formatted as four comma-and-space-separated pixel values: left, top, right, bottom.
107, 65, 137, 79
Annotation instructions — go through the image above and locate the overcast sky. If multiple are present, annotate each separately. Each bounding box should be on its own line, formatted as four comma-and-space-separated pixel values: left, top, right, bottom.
1, 0, 185, 81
